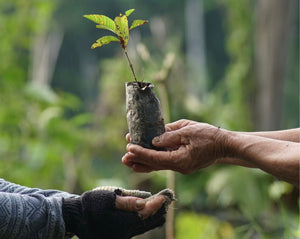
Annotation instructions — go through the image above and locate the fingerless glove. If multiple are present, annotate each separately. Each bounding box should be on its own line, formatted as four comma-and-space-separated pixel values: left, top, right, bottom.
62, 189, 167, 239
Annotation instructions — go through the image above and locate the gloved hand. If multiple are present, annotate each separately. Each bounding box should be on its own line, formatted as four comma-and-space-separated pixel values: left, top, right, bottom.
62, 188, 174, 239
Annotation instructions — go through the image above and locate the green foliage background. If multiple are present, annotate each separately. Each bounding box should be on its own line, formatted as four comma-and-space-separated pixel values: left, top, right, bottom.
0, 0, 298, 238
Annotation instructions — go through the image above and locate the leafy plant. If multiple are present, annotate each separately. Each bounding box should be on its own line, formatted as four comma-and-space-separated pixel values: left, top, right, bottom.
83, 9, 148, 82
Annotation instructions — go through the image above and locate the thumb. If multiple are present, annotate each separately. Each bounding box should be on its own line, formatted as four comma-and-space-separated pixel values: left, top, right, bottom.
152, 131, 182, 148
116, 196, 146, 211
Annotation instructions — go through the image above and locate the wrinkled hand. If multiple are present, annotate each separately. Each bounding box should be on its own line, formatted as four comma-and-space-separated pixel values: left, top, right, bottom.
122, 119, 227, 174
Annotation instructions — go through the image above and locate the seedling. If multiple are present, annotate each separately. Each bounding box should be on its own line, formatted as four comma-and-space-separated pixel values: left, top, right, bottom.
84, 9, 165, 149
83, 9, 148, 83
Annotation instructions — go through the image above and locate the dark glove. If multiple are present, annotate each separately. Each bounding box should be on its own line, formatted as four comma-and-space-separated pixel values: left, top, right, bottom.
62, 189, 168, 239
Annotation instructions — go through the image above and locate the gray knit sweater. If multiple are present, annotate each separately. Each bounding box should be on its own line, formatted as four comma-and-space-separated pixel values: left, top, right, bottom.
0, 178, 78, 239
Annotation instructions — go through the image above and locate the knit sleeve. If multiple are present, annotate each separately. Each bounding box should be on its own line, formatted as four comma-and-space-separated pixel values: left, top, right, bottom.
0, 178, 77, 198
0, 178, 79, 239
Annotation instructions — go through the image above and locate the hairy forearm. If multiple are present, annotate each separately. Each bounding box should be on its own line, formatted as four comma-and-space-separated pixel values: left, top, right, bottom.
224, 131, 300, 186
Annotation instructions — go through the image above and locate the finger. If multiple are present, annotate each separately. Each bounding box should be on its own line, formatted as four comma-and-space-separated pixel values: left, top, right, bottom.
126, 144, 169, 166
122, 152, 154, 172
115, 195, 146, 211
122, 151, 144, 167
122, 152, 134, 166
126, 133, 130, 142
152, 131, 182, 148
164, 120, 183, 132
164, 119, 191, 132
127, 143, 186, 171
122, 153, 152, 171
138, 195, 166, 219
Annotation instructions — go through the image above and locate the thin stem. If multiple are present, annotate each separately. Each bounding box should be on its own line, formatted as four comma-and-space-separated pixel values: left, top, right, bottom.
124, 49, 137, 83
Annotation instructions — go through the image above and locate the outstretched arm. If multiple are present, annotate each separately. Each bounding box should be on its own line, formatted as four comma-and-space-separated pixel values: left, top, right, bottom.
216, 128, 300, 168
246, 128, 300, 142
220, 129, 299, 186
0, 178, 77, 238
0, 178, 77, 198
0, 179, 169, 239
0, 191, 67, 239
122, 119, 300, 186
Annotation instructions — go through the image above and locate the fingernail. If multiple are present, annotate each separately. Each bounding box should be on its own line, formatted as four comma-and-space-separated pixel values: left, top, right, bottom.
121, 153, 128, 161
136, 199, 145, 210
152, 136, 160, 144
126, 143, 130, 150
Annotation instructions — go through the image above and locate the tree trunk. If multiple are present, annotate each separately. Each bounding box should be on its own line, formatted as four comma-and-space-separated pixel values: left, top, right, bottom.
254, 0, 295, 130
30, 29, 64, 86
185, 0, 206, 101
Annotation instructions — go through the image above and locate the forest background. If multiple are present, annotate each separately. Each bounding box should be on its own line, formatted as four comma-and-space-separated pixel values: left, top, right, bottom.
0, 0, 299, 238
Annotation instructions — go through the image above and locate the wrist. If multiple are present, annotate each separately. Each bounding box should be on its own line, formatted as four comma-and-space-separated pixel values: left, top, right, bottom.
62, 197, 82, 236
220, 130, 259, 163
214, 127, 236, 159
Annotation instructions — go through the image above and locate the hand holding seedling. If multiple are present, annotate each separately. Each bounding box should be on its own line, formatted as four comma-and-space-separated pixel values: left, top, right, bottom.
84, 9, 148, 82
123, 120, 222, 174
122, 119, 300, 186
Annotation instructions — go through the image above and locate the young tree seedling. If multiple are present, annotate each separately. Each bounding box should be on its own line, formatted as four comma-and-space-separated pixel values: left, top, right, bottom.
83, 9, 148, 83
84, 9, 165, 150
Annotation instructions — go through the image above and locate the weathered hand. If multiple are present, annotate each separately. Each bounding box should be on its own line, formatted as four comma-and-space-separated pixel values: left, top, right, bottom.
123, 119, 300, 186
122, 119, 227, 174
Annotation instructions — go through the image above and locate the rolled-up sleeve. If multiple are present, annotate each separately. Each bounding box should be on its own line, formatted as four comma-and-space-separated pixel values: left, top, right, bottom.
0, 179, 78, 239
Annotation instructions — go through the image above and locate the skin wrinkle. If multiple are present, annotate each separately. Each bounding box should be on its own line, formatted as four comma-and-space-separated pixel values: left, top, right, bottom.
191, 124, 219, 170
170, 147, 185, 173
127, 122, 222, 174
229, 132, 299, 186
216, 129, 258, 168
122, 119, 299, 186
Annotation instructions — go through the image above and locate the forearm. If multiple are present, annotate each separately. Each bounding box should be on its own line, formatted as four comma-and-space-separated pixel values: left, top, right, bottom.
0, 179, 78, 238
0, 178, 77, 198
244, 128, 300, 143
0, 192, 66, 239
216, 157, 257, 168
217, 128, 299, 169
225, 130, 300, 186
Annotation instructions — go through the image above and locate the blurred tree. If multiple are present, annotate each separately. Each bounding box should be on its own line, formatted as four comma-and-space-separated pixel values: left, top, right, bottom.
254, 0, 298, 131
185, 0, 207, 101
0, 0, 99, 193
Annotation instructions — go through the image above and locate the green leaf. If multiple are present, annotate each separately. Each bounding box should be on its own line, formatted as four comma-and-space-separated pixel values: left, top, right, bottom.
83, 14, 116, 33
130, 19, 148, 30
114, 15, 129, 49
125, 9, 135, 17
91, 36, 119, 49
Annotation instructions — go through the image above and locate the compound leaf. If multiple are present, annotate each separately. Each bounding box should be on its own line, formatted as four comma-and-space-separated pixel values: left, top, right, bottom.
91, 36, 119, 49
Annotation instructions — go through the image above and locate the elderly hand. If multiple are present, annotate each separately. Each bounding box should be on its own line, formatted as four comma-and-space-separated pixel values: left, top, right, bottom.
122, 119, 227, 174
